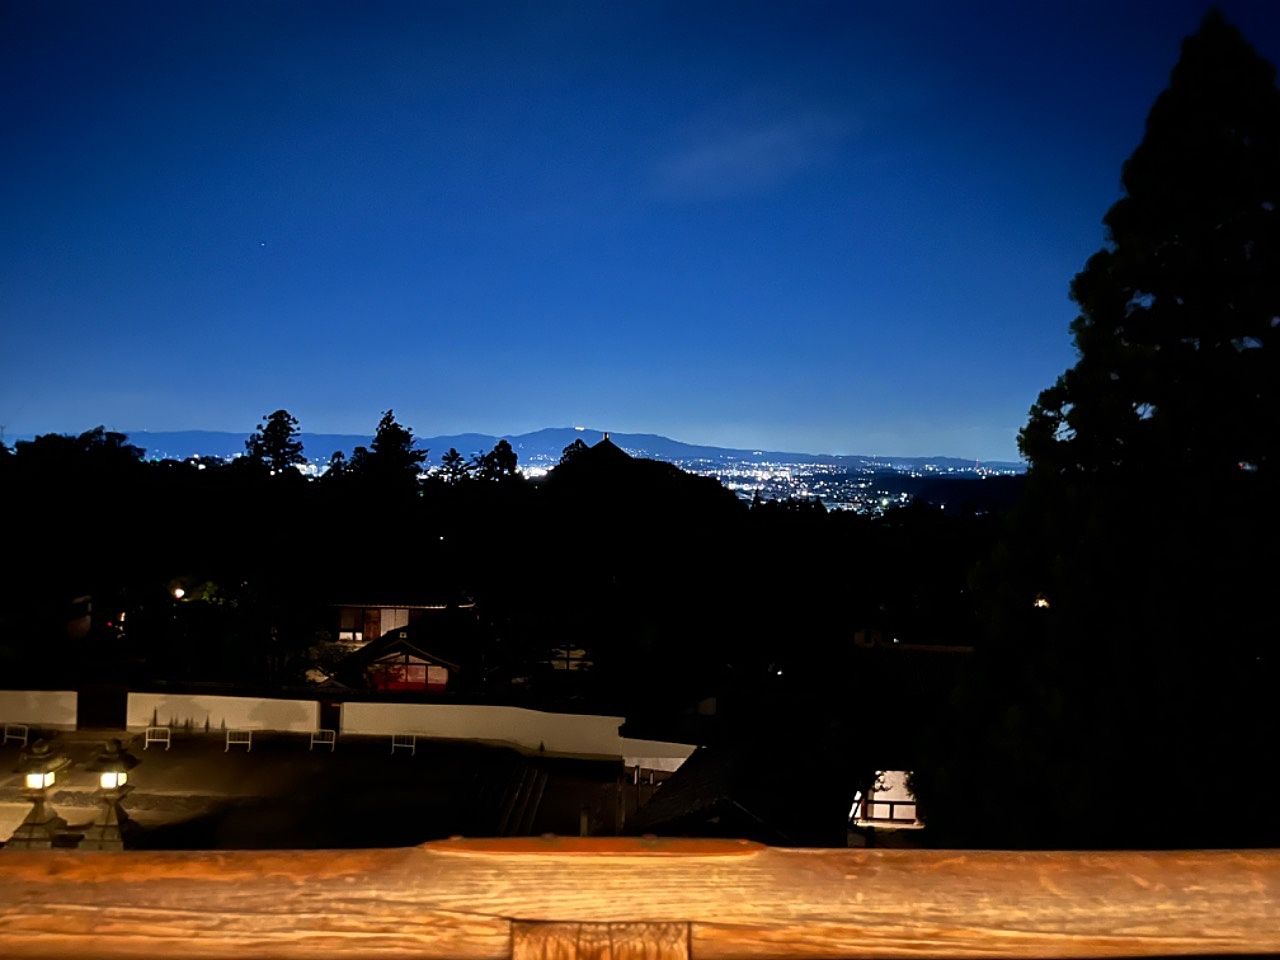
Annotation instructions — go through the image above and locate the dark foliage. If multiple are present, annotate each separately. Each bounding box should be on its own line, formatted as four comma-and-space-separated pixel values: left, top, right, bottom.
0, 422, 988, 746
913, 11, 1280, 848
473, 438, 519, 481
244, 410, 306, 474
348, 410, 427, 492
438, 447, 471, 483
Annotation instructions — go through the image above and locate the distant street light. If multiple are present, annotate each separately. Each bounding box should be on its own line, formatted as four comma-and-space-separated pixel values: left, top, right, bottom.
5, 740, 71, 850
82, 739, 139, 851
172, 586, 186, 600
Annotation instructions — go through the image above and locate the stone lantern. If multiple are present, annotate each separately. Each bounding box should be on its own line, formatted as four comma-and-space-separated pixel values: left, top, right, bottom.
6, 740, 71, 850
81, 739, 139, 851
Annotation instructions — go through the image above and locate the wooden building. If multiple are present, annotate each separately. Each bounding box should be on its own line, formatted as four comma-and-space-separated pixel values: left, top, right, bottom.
334, 598, 476, 651
335, 601, 483, 693
363, 637, 459, 693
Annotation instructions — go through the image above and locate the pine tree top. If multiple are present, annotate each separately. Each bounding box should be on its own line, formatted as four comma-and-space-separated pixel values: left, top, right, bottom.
1021, 10, 1280, 480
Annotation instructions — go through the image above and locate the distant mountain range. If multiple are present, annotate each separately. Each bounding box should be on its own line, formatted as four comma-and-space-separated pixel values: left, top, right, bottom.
13, 427, 1025, 473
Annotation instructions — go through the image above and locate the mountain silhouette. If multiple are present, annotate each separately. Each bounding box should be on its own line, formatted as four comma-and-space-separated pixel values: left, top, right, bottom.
13, 427, 1024, 472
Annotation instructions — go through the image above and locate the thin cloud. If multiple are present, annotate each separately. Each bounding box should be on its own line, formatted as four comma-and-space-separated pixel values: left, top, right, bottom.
652, 111, 851, 200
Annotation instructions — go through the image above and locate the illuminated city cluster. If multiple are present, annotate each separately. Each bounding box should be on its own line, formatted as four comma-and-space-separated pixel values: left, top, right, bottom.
664, 458, 1014, 515
138, 444, 1017, 515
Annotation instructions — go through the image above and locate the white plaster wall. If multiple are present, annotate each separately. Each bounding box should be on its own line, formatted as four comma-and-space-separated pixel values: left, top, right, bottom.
126, 693, 318, 732
620, 737, 697, 772
872, 769, 914, 801
340, 702, 630, 756
119, 692, 699, 762
0, 690, 78, 730
862, 769, 921, 825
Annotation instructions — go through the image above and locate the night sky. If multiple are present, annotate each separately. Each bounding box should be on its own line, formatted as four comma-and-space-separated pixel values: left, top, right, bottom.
4, 1, 1278, 460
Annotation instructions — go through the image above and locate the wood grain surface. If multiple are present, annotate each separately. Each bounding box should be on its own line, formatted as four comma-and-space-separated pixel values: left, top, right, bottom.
0, 837, 1276, 959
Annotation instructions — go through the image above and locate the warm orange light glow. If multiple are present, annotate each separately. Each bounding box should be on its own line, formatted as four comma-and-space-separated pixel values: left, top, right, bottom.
24, 771, 54, 790
100, 771, 127, 789
1033, 595, 1051, 609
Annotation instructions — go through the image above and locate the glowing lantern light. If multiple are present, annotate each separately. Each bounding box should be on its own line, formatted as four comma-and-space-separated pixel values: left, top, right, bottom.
24, 771, 55, 790
83, 739, 139, 851
9, 740, 70, 849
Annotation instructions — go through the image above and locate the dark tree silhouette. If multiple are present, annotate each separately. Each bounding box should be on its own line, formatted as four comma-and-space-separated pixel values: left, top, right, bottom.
475, 438, 519, 481
10, 426, 144, 473
350, 409, 427, 488
325, 449, 348, 480
1013, 9, 1280, 676
560, 438, 589, 465
912, 11, 1280, 849
439, 446, 471, 483
245, 410, 305, 474
1021, 10, 1280, 480
79, 426, 146, 464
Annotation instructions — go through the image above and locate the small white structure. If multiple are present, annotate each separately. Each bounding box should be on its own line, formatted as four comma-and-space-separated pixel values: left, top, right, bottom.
225, 729, 253, 752
143, 727, 171, 751
310, 729, 337, 752
391, 733, 416, 755
3, 723, 29, 747
850, 770, 922, 829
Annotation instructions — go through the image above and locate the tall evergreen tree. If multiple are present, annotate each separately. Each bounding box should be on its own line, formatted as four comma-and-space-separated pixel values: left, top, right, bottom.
325, 449, 348, 480
1020, 10, 1280, 479
475, 438, 519, 481
77, 426, 146, 464
439, 447, 470, 483
560, 438, 589, 465
245, 410, 305, 474
351, 410, 427, 488
914, 11, 1280, 848
1012, 9, 1279, 673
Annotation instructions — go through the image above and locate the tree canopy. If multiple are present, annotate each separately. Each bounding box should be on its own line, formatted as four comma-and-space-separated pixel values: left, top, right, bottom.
350, 409, 427, 488
913, 11, 1280, 848
474, 438, 519, 481
1020, 10, 1280, 481
439, 447, 470, 483
560, 438, 589, 465
245, 410, 305, 474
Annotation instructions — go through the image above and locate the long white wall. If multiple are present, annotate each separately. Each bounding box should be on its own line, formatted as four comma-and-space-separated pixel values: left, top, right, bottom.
342, 702, 629, 757
122, 692, 694, 768
0, 690, 78, 730
620, 737, 698, 772
126, 692, 318, 733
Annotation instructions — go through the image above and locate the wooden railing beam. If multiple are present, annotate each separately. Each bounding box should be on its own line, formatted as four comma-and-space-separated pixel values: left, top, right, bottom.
0, 838, 1276, 959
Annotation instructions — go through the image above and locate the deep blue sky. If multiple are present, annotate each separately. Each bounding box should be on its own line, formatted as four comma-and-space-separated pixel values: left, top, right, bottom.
4, 1, 1278, 460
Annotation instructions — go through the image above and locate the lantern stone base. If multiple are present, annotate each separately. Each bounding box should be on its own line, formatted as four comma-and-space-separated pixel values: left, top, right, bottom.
5, 812, 69, 850
78, 825, 125, 851
78, 799, 134, 851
